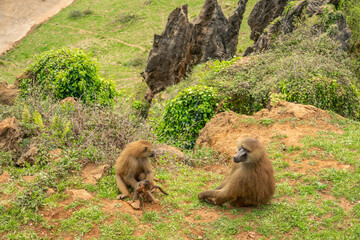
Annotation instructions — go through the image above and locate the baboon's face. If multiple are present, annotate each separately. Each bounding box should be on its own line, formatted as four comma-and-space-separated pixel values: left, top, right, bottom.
141, 145, 156, 158
233, 146, 249, 163
138, 180, 151, 191
233, 137, 262, 163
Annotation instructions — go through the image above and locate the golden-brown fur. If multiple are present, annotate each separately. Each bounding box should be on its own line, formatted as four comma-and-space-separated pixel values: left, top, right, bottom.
129, 180, 168, 204
198, 137, 275, 207
115, 140, 155, 199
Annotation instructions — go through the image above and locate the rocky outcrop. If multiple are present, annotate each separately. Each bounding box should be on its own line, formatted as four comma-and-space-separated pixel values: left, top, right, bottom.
142, 0, 248, 101
0, 81, 19, 105
248, 0, 289, 42
245, 0, 351, 55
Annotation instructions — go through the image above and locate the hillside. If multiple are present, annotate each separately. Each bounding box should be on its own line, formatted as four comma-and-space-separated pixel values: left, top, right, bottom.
1, 0, 360, 239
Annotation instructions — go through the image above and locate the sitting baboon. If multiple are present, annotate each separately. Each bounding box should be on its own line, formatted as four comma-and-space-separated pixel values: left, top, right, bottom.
198, 137, 275, 207
127, 179, 169, 209
115, 140, 156, 199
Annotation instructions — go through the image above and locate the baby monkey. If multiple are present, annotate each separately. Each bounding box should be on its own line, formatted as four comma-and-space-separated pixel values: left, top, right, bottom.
127, 180, 168, 210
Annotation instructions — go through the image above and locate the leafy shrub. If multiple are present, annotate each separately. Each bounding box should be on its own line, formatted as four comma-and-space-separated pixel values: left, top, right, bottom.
19, 48, 117, 105
156, 85, 220, 149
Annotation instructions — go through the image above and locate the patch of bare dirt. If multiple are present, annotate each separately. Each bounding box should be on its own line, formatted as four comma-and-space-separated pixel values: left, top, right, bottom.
196, 101, 346, 173
0, 81, 19, 105
0, 171, 10, 183
81, 163, 110, 185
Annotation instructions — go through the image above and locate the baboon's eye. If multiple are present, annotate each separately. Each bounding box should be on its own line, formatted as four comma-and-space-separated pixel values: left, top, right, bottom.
240, 146, 250, 153
144, 147, 148, 152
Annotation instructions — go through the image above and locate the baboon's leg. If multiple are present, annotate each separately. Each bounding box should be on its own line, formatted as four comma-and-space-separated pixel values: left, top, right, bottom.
198, 189, 233, 205
115, 174, 131, 199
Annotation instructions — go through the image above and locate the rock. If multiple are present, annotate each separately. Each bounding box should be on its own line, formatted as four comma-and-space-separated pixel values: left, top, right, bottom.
81, 163, 110, 185
245, 0, 351, 55
0, 81, 19, 105
0, 117, 22, 151
67, 189, 93, 200
16, 145, 39, 166
59, 97, 77, 105
248, 0, 289, 42
143, 0, 248, 101
127, 199, 142, 210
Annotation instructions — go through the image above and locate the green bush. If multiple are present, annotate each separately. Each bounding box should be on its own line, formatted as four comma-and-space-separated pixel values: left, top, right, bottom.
156, 85, 220, 149
19, 48, 117, 105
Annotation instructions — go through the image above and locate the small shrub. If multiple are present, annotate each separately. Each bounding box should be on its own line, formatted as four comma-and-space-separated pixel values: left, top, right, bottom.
19, 48, 117, 105
156, 85, 220, 149
69, 9, 93, 19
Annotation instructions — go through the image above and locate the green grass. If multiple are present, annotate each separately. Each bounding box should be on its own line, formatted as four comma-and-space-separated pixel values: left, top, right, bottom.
1, 113, 360, 239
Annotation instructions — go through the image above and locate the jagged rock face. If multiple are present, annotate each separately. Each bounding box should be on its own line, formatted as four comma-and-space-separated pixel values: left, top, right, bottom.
142, 4, 193, 99
245, 0, 351, 56
143, 0, 248, 101
248, 0, 289, 42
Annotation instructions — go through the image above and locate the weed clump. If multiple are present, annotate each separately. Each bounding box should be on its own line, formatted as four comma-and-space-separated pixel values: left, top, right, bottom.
69, 9, 93, 19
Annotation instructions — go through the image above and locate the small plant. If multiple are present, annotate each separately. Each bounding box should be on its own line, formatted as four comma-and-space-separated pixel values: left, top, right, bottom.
19, 48, 117, 105
156, 85, 221, 149
259, 118, 275, 126
69, 9, 93, 19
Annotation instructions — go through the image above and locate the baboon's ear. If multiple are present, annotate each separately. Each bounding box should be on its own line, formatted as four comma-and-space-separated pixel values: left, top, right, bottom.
144, 147, 148, 152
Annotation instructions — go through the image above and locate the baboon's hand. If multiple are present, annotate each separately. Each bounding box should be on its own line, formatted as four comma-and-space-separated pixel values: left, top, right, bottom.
116, 194, 130, 200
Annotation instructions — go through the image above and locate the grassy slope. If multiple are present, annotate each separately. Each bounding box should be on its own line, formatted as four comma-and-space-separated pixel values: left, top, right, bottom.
0, 0, 254, 86
2, 0, 360, 239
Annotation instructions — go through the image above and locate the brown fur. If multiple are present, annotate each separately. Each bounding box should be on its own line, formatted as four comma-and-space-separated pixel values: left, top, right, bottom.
198, 137, 275, 207
115, 140, 155, 199
128, 179, 169, 205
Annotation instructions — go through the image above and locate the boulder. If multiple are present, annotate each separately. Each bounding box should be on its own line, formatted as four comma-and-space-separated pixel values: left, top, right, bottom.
248, 0, 289, 42
0, 81, 19, 105
142, 0, 248, 101
0, 117, 22, 151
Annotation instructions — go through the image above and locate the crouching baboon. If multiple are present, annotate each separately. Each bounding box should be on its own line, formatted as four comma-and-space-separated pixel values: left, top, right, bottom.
198, 137, 275, 207
115, 140, 156, 199
127, 179, 169, 209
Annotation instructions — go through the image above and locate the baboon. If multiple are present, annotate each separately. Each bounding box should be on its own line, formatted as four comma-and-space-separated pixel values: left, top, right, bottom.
198, 137, 275, 207
127, 179, 169, 209
115, 140, 156, 199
